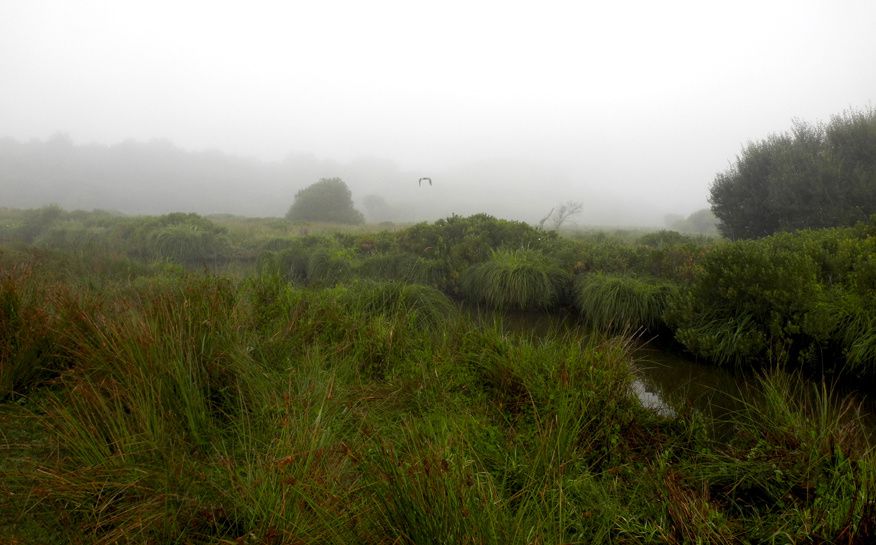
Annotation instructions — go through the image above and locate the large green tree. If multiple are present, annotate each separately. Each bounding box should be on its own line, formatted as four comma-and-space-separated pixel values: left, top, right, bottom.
286, 177, 365, 224
710, 109, 876, 239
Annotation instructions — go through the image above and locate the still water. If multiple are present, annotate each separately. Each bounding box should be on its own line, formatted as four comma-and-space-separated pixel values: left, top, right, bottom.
466, 305, 876, 437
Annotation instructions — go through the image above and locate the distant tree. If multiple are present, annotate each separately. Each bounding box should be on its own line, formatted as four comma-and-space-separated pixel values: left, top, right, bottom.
551, 201, 583, 230
361, 194, 398, 222
710, 109, 876, 239
536, 201, 583, 231
665, 208, 719, 235
286, 178, 365, 224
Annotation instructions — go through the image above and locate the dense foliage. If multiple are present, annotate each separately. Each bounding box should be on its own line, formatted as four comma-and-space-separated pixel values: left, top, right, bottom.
710, 109, 876, 239
1, 247, 874, 543
668, 222, 876, 372
286, 177, 365, 224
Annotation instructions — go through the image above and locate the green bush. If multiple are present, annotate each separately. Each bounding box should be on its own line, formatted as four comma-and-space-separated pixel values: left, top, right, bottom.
710, 108, 876, 239
286, 178, 365, 224
670, 226, 876, 373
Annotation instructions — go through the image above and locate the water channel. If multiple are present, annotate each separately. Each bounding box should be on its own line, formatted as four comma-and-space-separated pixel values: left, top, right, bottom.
466, 306, 876, 439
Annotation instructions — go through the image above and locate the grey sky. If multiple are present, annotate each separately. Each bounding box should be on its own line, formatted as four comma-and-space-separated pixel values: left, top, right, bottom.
1, 0, 874, 223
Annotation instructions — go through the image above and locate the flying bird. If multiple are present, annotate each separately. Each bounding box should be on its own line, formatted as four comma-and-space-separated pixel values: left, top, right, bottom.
418, 177, 432, 187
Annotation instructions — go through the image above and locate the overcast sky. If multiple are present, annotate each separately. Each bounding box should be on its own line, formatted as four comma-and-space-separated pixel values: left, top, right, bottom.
1, 0, 874, 220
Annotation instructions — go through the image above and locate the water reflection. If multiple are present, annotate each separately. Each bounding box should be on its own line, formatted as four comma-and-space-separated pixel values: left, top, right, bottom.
463, 304, 876, 439
633, 347, 747, 420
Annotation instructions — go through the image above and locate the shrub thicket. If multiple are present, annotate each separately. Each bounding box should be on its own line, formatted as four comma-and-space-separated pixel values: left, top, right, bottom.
668, 224, 876, 373
710, 109, 876, 239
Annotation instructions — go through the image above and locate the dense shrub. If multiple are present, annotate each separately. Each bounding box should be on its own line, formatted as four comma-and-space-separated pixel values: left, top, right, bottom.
286, 178, 365, 224
710, 109, 876, 239
669, 225, 876, 373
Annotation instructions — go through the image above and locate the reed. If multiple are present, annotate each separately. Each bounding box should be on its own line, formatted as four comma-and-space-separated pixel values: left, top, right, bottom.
688, 370, 876, 542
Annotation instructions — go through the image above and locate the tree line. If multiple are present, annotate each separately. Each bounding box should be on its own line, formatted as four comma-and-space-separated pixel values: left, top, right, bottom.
710, 108, 876, 239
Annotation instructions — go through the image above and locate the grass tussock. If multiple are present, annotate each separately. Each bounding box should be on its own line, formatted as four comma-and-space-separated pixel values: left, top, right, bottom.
688, 370, 876, 542
574, 273, 676, 333
462, 248, 570, 310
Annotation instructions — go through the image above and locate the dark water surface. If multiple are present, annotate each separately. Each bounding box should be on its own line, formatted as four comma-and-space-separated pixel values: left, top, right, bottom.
466, 305, 876, 438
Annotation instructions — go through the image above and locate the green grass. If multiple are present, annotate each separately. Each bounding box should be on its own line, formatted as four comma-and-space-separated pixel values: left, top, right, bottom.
574, 273, 677, 333
3, 212, 876, 543
461, 248, 570, 310
686, 370, 876, 542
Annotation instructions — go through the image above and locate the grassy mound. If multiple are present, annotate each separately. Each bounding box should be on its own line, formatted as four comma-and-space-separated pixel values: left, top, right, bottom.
461, 248, 570, 310
574, 273, 676, 332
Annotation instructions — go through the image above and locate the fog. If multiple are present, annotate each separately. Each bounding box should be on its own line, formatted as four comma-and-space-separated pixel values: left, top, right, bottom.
2, 0, 875, 226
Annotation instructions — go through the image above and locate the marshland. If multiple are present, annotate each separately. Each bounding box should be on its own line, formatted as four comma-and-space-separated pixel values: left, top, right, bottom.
3, 2, 876, 542
1, 198, 875, 543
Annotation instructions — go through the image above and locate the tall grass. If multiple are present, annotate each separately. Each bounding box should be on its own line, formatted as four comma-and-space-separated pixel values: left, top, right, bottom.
689, 370, 876, 542
461, 248, 570, 310
574, 273, 676, 333
338, 280, 457, 331
0, 264, 70, 399
673, 313, 767, 367
5, 234, 876, 543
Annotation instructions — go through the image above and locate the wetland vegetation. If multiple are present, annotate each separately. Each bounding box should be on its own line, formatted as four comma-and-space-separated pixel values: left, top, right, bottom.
1, 206, 875, 543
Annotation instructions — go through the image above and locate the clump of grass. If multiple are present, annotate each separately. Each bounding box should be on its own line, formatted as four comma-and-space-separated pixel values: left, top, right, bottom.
339, 280, 457, 331
357, 252, 443, 285
306, 248, 352, 286
808, 291, 876, 373
366, 417, 504, 545
0, 265, 70, 399
574, 273, 677, 332
256, 245, 311, 284
673, 313, 767, 368
461, 248, 570, 310
45, 275, 251, 461
689, 370, 876, 542
210, 350, 363, 544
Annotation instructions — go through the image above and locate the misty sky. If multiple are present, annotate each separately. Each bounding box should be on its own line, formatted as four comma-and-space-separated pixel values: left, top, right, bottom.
2, 0, 875, 223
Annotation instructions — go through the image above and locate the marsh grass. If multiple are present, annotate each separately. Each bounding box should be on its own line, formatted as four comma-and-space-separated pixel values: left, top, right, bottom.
674, 313, 767, 368
810, 291, 876, 373
574, 273, 676, 333
0, 264, 72, 399
210, 350, 364, 544
4, 240, 876, 543
367, 416, 505, 545
689, 370, 876, 542
357, 252, 444, 285
306, 248, 353, 286
339, 280, 457, 331
461, 248, 570, 310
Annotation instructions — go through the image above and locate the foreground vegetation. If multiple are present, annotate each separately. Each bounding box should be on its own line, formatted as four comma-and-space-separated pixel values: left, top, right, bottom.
3, 206, 873, 378
1, 243, 874, 543
0, 207, 874, 542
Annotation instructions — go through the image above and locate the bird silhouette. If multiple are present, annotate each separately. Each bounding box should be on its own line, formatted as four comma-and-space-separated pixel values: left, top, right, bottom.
418, 177, 432, 187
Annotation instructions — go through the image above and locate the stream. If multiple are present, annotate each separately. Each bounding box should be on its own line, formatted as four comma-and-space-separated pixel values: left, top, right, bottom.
466, 306, 876, 438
